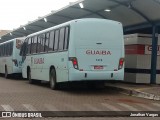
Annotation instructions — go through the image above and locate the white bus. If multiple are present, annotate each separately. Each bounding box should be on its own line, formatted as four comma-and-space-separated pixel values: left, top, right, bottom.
0, 38, 25, 78
20, 18, 124, 89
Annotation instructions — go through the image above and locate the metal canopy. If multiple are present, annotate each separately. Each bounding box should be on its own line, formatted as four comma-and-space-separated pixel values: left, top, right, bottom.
1, 0, 160, 42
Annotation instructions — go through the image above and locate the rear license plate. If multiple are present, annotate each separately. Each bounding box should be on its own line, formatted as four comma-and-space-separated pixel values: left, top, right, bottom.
94, 66, 103, 70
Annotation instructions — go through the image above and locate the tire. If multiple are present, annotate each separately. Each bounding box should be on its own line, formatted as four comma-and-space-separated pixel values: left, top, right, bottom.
28, 69, 33, 84
5, 66, 8, 79
50, 69, 58, 90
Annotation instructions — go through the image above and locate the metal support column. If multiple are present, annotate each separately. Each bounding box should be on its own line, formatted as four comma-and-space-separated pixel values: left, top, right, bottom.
150, 25, 158, 84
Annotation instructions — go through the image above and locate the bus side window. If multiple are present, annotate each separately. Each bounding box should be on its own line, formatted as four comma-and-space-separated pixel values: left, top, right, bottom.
20, 40, 27, 56
31, 37, 34, 54
10, 42, 13, 55
64, 27, 69, 50
0, 46, 2, 57
27, 38, 32, 55
31, 36, 37, 54
5, 44, 7, 56
41, 34, 45, 52
48, 31, 54, 52
8, 43, 10, 56
4, 44, 6, 56
3, 45, 5, 56
2, 44, 5, 57
1, 45, 3, 56
54, 30, 59, 51
3, 44, 5, 56
0, 45, 2, 57
37, 36, 40, 53
9, 42, 11, 56
37, 34, 42, 53
7, 43, 10, 56
6, 44, 8, 56
6, 43, 9, 56
45, 32, 50, 52
0, 46, 1, 57
59, 28, 65, 51
37, 34, 45, 53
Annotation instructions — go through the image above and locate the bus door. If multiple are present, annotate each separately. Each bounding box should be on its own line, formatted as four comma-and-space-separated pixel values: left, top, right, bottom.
34, 34, 45, 80
30, 36, 38, 75
20, 39, 28, 78
15, 39, 24, 67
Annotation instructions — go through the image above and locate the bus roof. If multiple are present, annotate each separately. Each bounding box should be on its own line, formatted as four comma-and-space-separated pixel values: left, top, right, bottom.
27, 18, 122, 38
0, 37, 25, 45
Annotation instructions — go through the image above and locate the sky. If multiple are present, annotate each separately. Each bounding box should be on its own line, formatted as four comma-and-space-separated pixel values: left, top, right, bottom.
0, 0, 78, 30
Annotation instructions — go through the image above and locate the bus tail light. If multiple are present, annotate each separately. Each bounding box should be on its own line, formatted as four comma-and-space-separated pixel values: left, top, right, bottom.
118, 58, 124, 70
69, 57, 79, 69
12, 59, 18, 67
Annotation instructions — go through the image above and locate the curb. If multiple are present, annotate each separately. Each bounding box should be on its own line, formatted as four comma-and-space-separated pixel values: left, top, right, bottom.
105, 85, 160, 101
131, 90, 160, 101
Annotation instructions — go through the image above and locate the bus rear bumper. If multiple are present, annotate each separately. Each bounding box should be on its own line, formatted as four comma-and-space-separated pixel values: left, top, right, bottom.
68, 68, 124, 82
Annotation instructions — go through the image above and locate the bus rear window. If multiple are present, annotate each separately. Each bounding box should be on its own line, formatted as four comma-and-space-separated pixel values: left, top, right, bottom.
16, 39, 23, 49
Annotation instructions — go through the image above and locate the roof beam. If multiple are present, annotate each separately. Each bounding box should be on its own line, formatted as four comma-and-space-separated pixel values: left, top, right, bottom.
124, 20, 160, 32
71, 6, 107, 19
124, 22, 152, 32
0, 36, 12, 41
47, 21, 57, 25
13, 31, 29, 36
22, 28, 36, 33
28, 24, 46, 29
0, 35, 16, 42
54, 14, 73, 20
9, 32, 25, 37
40, 19, 58, 25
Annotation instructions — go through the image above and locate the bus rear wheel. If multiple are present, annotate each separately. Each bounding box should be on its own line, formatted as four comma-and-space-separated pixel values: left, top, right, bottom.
5, 66, 8, 79
50, 69, 58, 90
28, 69, 33, 84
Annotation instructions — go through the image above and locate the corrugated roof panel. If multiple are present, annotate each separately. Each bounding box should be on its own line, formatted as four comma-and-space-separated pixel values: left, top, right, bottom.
56, 7, 91, 19
83, 14, 104, 19
47, 15, 71, 25
100, 5, 147, 26
80, 0, 118, 12
133, 0, 160, 21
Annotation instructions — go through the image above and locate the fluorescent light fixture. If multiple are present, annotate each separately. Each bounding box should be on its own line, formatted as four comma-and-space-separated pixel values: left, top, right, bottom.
10, 33, 12, 36
44, 18, 47, 22
79, 3, 84, 8
23, 27, 26, 30
105, 9, 111, 12
0, 37, 1, 40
